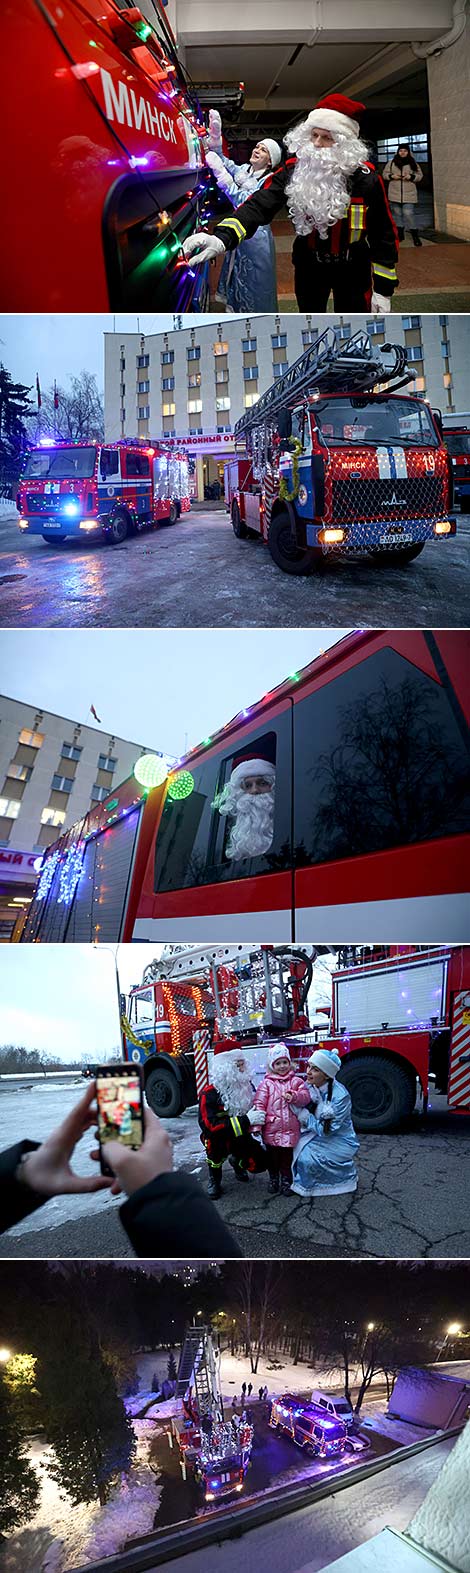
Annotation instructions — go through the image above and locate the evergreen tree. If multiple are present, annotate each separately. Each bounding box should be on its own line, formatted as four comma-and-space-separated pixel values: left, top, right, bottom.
0, 364, 35, 467
0, 1374, 40, 1537
167, 1351, 177, 1382
37, 1302, 136, 1508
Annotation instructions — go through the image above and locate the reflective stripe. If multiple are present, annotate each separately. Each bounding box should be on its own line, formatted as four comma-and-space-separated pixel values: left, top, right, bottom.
230, 1115, 243, 1137
219, 217, 247, 241
373, 264, 398, 280
349, 201, 366, 242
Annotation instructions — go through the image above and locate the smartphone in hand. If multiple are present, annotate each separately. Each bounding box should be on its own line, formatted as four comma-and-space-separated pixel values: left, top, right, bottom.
95, 1063, 145, 1178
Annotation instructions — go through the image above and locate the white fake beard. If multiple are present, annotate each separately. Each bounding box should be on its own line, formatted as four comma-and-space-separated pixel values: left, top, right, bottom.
215, 782, 274, 859
211, 1057, 255, 1116
284, 129, 370, 238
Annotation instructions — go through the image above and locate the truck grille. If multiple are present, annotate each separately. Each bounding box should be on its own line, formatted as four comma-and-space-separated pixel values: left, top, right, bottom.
26, 493, 59, 513
331, 475, 445, 522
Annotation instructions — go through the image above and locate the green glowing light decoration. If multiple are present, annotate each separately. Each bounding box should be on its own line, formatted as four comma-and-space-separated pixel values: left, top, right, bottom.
167, 770, 195, 801
136, 19, 152, 40
134, 754, 169, 790
106, 798, 119, 812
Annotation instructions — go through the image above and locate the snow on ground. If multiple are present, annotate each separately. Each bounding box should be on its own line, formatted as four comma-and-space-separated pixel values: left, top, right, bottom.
360, 1410, 437, 1445
214, 1350, 388, 1402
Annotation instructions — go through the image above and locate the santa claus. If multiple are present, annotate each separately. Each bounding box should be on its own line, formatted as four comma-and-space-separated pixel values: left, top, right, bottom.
198, 1051, 268, 1198
213, 755, 275, 860
183, 94, 398, 313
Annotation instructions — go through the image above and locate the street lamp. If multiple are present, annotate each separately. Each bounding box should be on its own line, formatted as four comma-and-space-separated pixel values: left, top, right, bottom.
0, 1348, 11, 1362
447, 1323, 462, 1336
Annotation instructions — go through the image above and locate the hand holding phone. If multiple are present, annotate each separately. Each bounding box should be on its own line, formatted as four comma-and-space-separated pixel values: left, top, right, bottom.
95, 1064, 145, 1178
90, 1106, 173, 1196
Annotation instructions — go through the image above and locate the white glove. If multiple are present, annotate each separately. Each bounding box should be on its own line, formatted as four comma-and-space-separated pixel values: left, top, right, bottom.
247, 1107, 265, 1126
371, 291, 392, 315
182, 232, 226, 265
205, 151, 224, 176
207, 108, 223, 151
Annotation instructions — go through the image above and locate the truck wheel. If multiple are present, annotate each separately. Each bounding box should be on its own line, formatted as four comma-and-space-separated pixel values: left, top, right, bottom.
168, 501, 179, 525
232, 499, 247, 538
339, 1054, 416, 1132
42, 534, 66, 544
108, 509, 129, 544
268, 511, 315, 575
145, 1064, 183, 1117
369, 543, 425, 565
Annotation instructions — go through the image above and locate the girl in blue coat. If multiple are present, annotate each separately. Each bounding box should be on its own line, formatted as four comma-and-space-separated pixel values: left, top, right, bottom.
204, 110, 281, 312
288, 1048, 359, 1198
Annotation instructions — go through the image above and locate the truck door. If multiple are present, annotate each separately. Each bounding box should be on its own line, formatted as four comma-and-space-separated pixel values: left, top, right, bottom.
134, 704, 295, 939
293, 632, 470, 941
123, 449, 152, 525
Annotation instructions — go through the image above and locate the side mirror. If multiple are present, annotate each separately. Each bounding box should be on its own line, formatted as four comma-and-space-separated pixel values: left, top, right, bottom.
277, 409, 292, 444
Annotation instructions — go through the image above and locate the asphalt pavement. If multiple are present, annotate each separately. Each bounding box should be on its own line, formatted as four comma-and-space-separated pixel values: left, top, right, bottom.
0, 505, 469, 628
1, 1085, 468, 1260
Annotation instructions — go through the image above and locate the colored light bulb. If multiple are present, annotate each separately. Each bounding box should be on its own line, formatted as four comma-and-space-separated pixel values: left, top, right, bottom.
134, 754, 168, 789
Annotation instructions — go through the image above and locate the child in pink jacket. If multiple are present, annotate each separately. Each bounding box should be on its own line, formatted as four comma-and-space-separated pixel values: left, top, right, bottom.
248, 1044, 311, 1196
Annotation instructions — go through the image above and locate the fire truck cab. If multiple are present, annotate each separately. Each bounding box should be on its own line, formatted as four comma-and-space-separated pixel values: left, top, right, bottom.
442, 416, 470, 514
269, 1395, 347, 1458
17, 439, 190, 544
226, 330, 456, 576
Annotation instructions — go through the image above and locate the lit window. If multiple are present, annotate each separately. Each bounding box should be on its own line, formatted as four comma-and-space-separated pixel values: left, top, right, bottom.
187, 373, 201, 388
0, 798, 21, 818
7, 764, 32, 782
214, 342, 229, 355
216, 397, 231, 411
443, 373, 452, 388
40, 807, 66, 827
162, 401, 176, 416
187, 399, 202, 413
244, 392, 259, 408
18, 728, 44, 748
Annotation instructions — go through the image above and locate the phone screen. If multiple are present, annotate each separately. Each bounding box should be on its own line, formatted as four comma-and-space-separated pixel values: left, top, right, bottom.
96, 1066, 144, 1170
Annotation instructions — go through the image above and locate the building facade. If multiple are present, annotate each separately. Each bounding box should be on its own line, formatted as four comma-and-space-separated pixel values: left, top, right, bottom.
104, 314, 470, 498
0, 697, 152, 937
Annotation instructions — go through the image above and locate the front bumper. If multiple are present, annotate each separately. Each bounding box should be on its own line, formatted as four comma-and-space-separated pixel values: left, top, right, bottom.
305, 515, 457, 553
18, 515, 100, 539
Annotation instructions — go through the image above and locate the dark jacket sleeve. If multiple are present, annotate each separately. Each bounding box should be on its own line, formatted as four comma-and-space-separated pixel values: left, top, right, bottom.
119, 1170, 243, 1257
365, 171, 399, 296
214, 161, 292, 250
0, 1140, 44, 1233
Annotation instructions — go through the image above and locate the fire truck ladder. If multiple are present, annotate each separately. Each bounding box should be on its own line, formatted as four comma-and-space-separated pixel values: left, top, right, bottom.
177, 1325, 223, 1422
234, 330, 415, 440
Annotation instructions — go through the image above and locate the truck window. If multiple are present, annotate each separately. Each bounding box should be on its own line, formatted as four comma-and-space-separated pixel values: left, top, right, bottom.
99, 449, 120, 480
134, 990, 154, 1024
313, 397, 439, 447
22, 808, 142, 942
154, 714, 293, 893
125, 453, 150, 478
294, 647, 470, 869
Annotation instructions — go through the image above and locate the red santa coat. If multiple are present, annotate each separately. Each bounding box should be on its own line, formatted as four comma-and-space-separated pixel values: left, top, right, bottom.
254, 1070, 310, 1148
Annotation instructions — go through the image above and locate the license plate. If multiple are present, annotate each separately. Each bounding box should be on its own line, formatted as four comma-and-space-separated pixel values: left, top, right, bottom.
42, 520, 63, 528
379, 531, 414, 545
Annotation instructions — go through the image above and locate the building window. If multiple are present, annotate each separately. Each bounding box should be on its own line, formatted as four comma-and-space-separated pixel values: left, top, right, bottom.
366, 320, 384, 336
402, 316, 421, 331
302, 330, 317, 346
336, 325, 351, 341
91, 785, 109, 803
121, 408, 126, 422
215, 397, 231, 411
273, 364, 288, 379
215, 368, 229, 384
51, 775, 73, 794
243, 366, 258, 381
189, 424, 202, 434
120, 357, 126, 370
242, 338, 257, 352
162, 401, 176, 417
18, 728, 44, 749
244, 392, 259, 408
138, 405, 150, 419
40, 807, 66, 827
162, 377, 175, 391
217, 423, 232, 433
187, 399, 202, 413
97, 755, 117, 771
163, 428, 175, 437
407, 345, 424, 363
214, 342, 229, 356
137, 354, 149, 368
187, 347, 201, 361
138, 380, 150, 394
161, 350, 174, 365
271, 334, 287, 349
187, 373, 201, 388
378, 134, 428, 162
61, 743, 82, 762
6, 764, 33, 782
0, 798, 21, 818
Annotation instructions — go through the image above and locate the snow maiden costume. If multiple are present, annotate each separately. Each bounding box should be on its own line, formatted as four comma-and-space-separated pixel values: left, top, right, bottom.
204, 111, 281, 311
291, 1048, 359, 1198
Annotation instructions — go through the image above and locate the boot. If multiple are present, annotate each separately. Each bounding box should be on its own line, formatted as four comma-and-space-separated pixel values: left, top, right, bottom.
229, 1156, 249, 1183
397, 225, 405, 241
280, 1176, 292, 1197
411, 230, 422, 247
207, 1167, 222, 1199
268, 1172, 279, 1195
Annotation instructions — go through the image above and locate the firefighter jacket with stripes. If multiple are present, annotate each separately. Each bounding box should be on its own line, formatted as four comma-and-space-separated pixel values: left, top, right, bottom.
198, 1084, 251, 1145
213, 158, 399, 296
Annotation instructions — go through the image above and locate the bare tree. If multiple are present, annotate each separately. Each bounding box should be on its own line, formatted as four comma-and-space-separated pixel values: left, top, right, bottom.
39, 372, 104, 443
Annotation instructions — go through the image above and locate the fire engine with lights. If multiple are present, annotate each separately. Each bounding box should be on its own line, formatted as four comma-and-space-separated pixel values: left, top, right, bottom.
269, 1395, 347, 1458
19, 631, 470, 947
224, 329, 456, 575
17, 438, 190, 545
442, 414, 470, 514
3, 0, 214, 310
171, 1323, 253, 1503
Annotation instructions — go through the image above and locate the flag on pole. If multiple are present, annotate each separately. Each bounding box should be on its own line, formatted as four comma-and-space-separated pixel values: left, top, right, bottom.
54, 381, 59, 411
36, 373, 41, 409
90, 704, 102, 723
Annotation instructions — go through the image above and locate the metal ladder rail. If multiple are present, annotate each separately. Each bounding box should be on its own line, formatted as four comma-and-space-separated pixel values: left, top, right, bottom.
234, 336, 414, 441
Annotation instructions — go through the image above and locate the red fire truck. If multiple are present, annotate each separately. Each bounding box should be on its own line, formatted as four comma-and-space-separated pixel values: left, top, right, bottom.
3, 0, 212, 310
19, 630, 469, 942
225, 331, 456, 575
442, 415, 470, 514
17, 439, 190, 544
